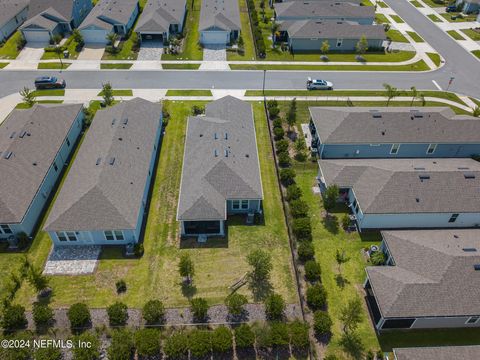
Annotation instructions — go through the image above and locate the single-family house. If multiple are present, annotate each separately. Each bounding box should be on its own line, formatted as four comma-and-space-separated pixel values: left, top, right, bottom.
393, 346, 480, 360
0, 104, 84, 242
135, 0, 187, 43
318, 158, 480, 230
455, 0, 480, 14
44, 98, 163, 247
20, 0, 92, 43
309, 107, 480, 158
177, 96, 263, 238
0, 0, 29, 43
278, 20, 385, 52
365, 230, 480, 330
79, 0, 139, 45
199, 0, 241, 45
274, 1, 375, 25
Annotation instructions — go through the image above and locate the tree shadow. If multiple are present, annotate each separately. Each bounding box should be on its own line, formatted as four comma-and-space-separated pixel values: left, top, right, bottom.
339, 332, 365, 360
335, 274, 350, 289
226, 308, 249, 323
248, 278, 273, 302
322, 214, 339, 234
181, 282, 197, 300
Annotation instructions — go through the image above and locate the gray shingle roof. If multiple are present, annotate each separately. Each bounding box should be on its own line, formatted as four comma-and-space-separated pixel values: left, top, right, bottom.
21, 0, 75, 30
318, 158, 480, 214
0, 103, 83, 224
199, 0, 240, 32
394, 346, 480, 360
136, 0, 186, 33
44, 98, 162, 232
310, 107, 480, 144
281, 20, 386, 40
177, 96, 263, 221
79, 0, 138, 31
0, 0, 28, 28
275, 1, 375, 20
367, 230, 480, 318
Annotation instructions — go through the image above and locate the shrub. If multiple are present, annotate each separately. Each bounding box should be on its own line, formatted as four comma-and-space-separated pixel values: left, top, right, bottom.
163, 332, 189, 359
225, 293, 247, 316
292, 217, 312, 241
286, 184, 302, 201
297, 242, 315, 262
134, 328, 161, 357
72, 332, 100, 360
323, 185, 339, 211
269, 322, 289, 347
1, 305, 27, 331
267, 99, 278, 110
192, 105, 204, 115
268, 106, 280, 119
280, 168, 296, 186
306, 284, 327, 310
211, 326, 233, 354
272, 118, 283, 129
35, 347, 62, 360
188, 329, 211, 358
142, 299, 165, 324
107, 302, 128, 326
115, 279, 127, 293
67, 303, 90, 330
371, 251, 386, 266
289, 199, 309, 218
313, 311, 332, 337
273, 126, 284, 140
278, 152, 291, 167
275, 139, 289, 153
108, 329, 134, 360
341, 214, 350, 229
304, 260, 321, 282
190, 297, 209, 322
376, 350, 384, 360
247, 249, 272, 283
366, 350, 375, 360
234, 324, 255, 349
264, 293, 285, 320
32, 303, 54, 328
134, 243, 144, 257
289, 321, 310, 350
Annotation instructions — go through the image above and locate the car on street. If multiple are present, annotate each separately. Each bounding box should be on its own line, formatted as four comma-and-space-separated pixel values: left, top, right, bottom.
34, 76, 66, 90
307, 78, 334, 90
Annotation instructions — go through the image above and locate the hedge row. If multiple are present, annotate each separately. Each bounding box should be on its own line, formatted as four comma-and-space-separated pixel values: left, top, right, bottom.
246, 0, 266, 58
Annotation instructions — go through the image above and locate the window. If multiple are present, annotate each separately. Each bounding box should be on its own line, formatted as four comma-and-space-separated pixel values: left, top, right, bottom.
448, 213, 459, 223
66, 232, 77, 241
241, 200, 249, 210
466, 316, 479, 324
232, 200, 240, 210
390, 144, 400, 154
104, 231, 124, 240
56, 232, 67, 241
336, 39, 343, 47
104, 231, 115, 240
66, 138, 70, 147
114, 231, 124, 241
53, 162, 58, 172
426, 144, 437, 154
0, 225, 13, 234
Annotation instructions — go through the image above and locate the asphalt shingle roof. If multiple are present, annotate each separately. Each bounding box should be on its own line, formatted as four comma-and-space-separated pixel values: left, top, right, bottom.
177, 96, 263, 221
79, 0, 138, 31
0, 104, 83, 224
367, 230, 480, 318
275, 1, 375, 20
319, 158, 480, 214
281, 20, 386, 39
310, 107, 480, 144
394, 346, 480, 360
21, 0, 75, 30
136, 0, 186, 33
199, 0, 240, 32
0, 0, 28, 28
44, 98, 162, 232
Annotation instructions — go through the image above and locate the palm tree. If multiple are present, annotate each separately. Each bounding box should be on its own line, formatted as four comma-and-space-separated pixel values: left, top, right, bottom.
271, 21, 279, 47
383, 83, 399, 107
410, 86, 417, 106
106, 33, 119, 48
54, 45, 64, 70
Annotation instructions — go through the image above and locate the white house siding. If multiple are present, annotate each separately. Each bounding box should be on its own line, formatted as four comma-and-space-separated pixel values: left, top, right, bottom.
0, 6, 28, 42
289, 37, 384, 52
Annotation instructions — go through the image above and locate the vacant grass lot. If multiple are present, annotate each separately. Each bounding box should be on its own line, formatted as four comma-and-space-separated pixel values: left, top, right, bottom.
12, 101, 297, 310
0, 31, 22, 59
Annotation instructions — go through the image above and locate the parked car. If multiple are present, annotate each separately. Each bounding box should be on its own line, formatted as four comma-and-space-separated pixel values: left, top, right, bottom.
307, 78, 333, 90
34, 76, 66, 90
445, 5, 457, 12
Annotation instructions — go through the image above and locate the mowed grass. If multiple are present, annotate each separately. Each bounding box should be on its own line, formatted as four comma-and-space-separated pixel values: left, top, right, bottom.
162, 63, 200, 69
427, 14, 443, 22
406, 31, 425, 42
461, 29, 480, 41
100, 63, 133, 69
426, 52, 441, 67
227, 0, 256, 61
472, 50, 480, 59
165, 90, 213, 96
386, 30, 409, 43
12, 101, 297, 310
0, 31, 23, 59
447, 30, 466, 40
37, 62, 71, 70
410, 0, 424, 7
32, 89, 65, 97
390, 15, 405, 23
97, 89, 133, 96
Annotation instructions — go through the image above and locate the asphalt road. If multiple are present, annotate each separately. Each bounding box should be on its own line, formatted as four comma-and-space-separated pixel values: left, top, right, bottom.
0, 1, 478, 98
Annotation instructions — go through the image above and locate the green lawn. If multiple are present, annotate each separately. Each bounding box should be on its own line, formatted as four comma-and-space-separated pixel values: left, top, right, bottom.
422, 0, 446, 6
0, 62, 8, 68
461, 28, 480, 41
375, 13, 390, 24
162, 0, 203, 60
410, 0, 424, 7
377, 1, 388, 7
41, 36, 82, 60
37, 62, 71, 70
259, 51, 415, 63
12, 101, 297, 310
162, 63, 200, 69
100, 63, 133, 69
386, 30, 409, 43
470, 97, 480, 107
0, 31, 22, 59
15, 100, 64, 109
227, 0, 256, 61
390, 15, 405, 23
472, 50, 480, 59
407, 31, 425, 42
440, 12, 478, 22
166, 90, 213, 96
426, 52, 441, 67
32, 89, 65, 97
97, 89, 133, 96
362, 0, 374, 5
427, 13, 443, 22
447, 30, 466, 40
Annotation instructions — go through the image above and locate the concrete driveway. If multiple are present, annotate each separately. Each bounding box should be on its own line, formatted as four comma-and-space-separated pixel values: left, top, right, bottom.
6, 43, 46, 69
77, 45, 105, 60
138, 41, 164, 60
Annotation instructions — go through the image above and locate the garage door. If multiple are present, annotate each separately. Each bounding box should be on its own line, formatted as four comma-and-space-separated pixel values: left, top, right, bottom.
201, 31, 228, 45
81, 29, 108, 44
23, 30, 50, 43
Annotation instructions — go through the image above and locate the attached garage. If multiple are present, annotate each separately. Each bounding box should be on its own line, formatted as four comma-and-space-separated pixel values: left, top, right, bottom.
22, 30, 51, 43
200, 30, 229, 45
80, 25, 109, 45
138, 32, 164, 43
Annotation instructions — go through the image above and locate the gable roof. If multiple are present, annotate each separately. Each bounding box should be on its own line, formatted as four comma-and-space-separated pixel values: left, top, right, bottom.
44, 98, 162, 232
0, 104, 83, 224
177, 96, 263, 221
394, 346, 480, 360
275, 1, 375, 20
199, 0, 240, 32
79, 0, 138, 31
136, 0, 186, 33
26, 0, 75, 20
310, 107, 480, 144
367, 230, 480, 318
281, 20, 386, 40
319, 158, 480, 214
0, 0, 28, 28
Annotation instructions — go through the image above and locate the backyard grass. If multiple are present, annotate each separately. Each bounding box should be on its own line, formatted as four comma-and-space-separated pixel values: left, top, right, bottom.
162, 63, 200, 69
227, 0, 256, 61
426, 52, 441, 67
162, 0, 203, 60
0, 31, 22, 59
166, 90, 213, 96
427, 13, 443, 22
406, 31, 425, 42
375, 13, 390, 24
386, 30, 409, 43
461, 28, 480, 41
12, 101, 297, 310
472, 50, 480, 59
37, 62, 71, 70
440, 12, 478, 22
446, 30, 466, 40
41, 36, 82, 60
390, 15, 405, 23
32, 89, 65, 97
410, 0, 424, 7
97, 89, 133, 96
100, 63, 133, 69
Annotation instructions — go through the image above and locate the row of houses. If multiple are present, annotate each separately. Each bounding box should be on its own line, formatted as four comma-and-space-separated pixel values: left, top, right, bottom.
308, 106, 480, 331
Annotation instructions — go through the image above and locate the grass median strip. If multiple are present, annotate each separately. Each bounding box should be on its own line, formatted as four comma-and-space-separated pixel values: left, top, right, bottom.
427, 13, 443, 22
472, 50, 480, 59
37, 62, 71, 70
97, 89, 133, 96
410, 0, 424, 7
461, 29, 480, 41
446, 30, 465, 40
426, 52, 441, 67
386, 29, 409, 43
15, 100, 64, 109
407, 31, 425, 42
390, 15, 405, 23
0, 31, 22, 59
162, 63, 200, 69
166, 90, 212, 96
0, 63, 8, 69
32, 89, 65, 97
100, 63, 133, 69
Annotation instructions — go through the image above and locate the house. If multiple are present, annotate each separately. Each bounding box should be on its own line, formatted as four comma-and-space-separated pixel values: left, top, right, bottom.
135, 0, 187, 44
455, 0, 480, 14
199, 0, 241, 45
278, 20, 385, 52
0, 0, 29, 43
274, 1, 375, 25
79, 0, 139, 45
44, 98, 163, 247
317, 158, 480, 230
20, 0, 92, 43
177, 96, 263, 238
365, 230, 480, 331
309, 107, 480, 158
393, 346, 480, 360
0, 104, 84, 242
